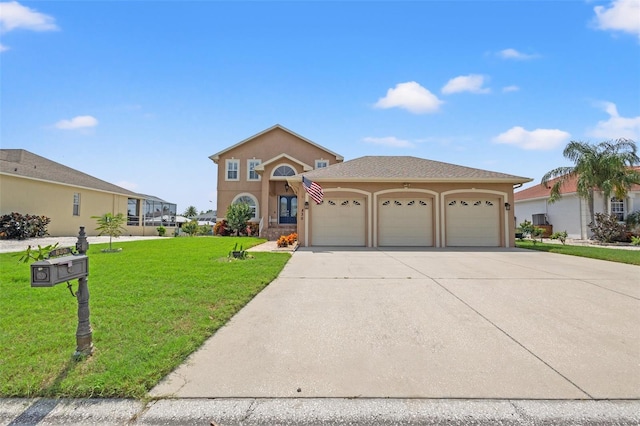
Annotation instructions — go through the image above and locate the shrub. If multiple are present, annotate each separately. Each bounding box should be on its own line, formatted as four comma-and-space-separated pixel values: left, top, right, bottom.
181, 220, 199, 236
518, 220, 535, 238
631, 236, 640, 246
0, 212, 51, 240
156, 225, 166, 236
550, 230, 568, 245
277, 235, 289, 247
626, 210, 640, 236
214, 220, 230, 236
245, 222, 259, 236
286, 233, 297, 245
226, 203, 253, 236
589, 213, 625, 243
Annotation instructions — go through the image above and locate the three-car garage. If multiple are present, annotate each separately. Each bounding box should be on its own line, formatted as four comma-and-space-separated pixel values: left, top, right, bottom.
297, 156, 531, 248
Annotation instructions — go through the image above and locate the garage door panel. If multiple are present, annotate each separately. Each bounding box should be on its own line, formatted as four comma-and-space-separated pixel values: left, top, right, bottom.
446, 199, 500, 247
379, 198, 433, 246
311, 198, 365, 246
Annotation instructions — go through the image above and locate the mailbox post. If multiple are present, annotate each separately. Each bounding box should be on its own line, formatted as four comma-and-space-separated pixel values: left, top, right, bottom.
30, 226, 93, 357
74, 226, 93, 357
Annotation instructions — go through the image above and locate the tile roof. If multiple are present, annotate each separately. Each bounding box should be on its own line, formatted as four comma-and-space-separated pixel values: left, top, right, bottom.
0, 149, 140, 196
301, 156, 532, 183
514, 167, 640, 201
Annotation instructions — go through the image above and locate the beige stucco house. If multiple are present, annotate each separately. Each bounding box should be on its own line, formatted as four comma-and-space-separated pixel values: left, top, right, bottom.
0, 149, 177, 237
209, 124, 344, 240
212, 125, 532, 247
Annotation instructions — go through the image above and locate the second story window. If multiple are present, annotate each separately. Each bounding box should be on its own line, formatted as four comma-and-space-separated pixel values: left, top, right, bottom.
73, 193, 81, 216
247, 159, 261, 181
315, 159, 328, 169
226, 159, 239, 181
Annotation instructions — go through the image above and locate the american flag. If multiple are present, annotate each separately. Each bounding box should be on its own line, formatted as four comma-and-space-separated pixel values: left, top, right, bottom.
302, 176, 323, 204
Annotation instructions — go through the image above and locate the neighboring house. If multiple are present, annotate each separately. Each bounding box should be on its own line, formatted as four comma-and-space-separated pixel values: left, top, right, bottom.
209, 124, 344, 240
0, 149, 177, 237
211, 125, 532, 247
514, 171, 640, 240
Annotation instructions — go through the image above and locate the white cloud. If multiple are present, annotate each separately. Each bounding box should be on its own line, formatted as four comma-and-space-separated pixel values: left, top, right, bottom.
498, 48, 539, 60
362, 136, 414, 148
593, 0, 640, 39
374, 81, 443, 114
441, 74, 490, 95
55, 115, 99, 130
0, 1, 58, 33
493, 126, 571, 150
116, 181, 139, 191
588, 101, 640, 140
502, 85, 520, 93
0, 42, 7, 52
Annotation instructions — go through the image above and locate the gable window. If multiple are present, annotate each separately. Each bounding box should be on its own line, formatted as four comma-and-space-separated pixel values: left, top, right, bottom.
272, 165, 296, 177
226, 159, 239, 181
611, 198, 625, 221
315, 159, 328, 169
73, 193, 81, 216
247, 159, 261, 181
232, 194, 259, 220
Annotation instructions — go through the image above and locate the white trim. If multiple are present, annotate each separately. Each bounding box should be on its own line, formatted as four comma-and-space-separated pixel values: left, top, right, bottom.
231, 193, 259, 220
315, 159, 329, 169
225, 159, 240, 181
247, 159, 261, 181
270, 163, 298, 179
440, 189, 509, 247
255, 153, 313, 172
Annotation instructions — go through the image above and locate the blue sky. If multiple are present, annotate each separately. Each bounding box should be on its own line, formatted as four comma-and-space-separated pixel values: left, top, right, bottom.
1, 0, 639, 214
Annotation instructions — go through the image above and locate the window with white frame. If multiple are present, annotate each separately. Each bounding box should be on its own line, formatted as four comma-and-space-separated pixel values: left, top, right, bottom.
611, 198, 625, 221
226, 159, 239, 181
233, 194, 258, 220
73, 193, 81, 216
315, 159, 328, 169
272, 164, 296, 177
247, 159, 261, 181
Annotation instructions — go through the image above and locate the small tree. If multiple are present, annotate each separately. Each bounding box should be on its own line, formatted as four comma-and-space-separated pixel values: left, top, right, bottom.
92, 212, 127, 251
181, 219, 199, 236
226, 203, 253, 236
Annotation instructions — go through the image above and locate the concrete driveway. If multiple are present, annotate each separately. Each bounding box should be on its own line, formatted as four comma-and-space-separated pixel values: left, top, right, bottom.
151, 247, 639, 400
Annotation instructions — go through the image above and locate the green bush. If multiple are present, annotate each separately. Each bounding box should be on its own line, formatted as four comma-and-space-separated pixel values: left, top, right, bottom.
550, 230, 568, 245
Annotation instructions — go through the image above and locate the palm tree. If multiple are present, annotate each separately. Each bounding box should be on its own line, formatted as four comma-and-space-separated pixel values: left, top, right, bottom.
541, 139, 640, 225
183, 205, 198, 219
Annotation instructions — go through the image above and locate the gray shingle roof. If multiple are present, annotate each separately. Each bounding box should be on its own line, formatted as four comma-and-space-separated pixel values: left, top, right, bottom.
301, 156, 531, 183
0, 149, 141, 196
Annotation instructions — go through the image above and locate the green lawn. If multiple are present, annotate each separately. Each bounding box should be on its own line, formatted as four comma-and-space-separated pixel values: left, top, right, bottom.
0, 237, 290, 398
515, 240, 640, 265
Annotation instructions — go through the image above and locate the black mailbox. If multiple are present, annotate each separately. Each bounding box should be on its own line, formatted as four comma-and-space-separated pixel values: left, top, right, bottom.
30, 255, 89, 287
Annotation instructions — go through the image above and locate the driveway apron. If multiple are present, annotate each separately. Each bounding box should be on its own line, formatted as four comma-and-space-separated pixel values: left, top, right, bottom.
150, 248, 639, 399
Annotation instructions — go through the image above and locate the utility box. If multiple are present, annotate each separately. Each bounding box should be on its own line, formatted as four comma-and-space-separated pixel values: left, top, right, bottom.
30, 255, 89, 287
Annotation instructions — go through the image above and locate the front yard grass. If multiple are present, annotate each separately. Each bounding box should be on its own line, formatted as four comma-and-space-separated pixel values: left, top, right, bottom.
515, 240, 640, 266
0, 237, 290, 398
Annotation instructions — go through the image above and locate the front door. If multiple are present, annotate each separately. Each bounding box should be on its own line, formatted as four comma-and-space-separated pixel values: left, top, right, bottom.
279, 196, 297, 224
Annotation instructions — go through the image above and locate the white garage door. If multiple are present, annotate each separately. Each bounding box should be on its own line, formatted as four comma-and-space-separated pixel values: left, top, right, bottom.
446, 198, 500, 246
378, 198, 433, 246
311, 198, 366, 246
